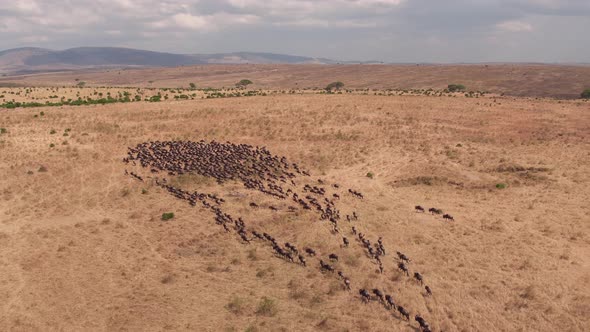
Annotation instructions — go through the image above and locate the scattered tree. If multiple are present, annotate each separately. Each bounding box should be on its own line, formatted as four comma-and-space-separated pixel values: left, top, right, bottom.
582, 89, 590, 99
236, 79, 253, 88
325, 81, 344, 91
447, 84, 466, 92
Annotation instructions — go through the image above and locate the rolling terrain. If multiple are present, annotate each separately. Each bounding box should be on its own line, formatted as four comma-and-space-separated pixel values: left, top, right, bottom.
0, 47, 341, 75
2, 63, 590, 98
0, 90, 589, 331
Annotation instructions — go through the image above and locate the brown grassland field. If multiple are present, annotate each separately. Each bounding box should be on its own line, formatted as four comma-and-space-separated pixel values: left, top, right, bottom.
0, 65, 589, 332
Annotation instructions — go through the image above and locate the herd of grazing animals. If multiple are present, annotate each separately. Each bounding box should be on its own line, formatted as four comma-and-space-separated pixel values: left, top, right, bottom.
124, 140, 444, 331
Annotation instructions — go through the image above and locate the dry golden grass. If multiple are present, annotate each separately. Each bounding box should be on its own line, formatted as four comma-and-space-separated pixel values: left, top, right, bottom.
2, 64, 590, 98
0, 92, 589, 332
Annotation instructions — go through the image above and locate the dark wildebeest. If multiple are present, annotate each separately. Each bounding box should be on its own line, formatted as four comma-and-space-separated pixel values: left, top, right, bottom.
443, 213, 455, 221
359, 289, 371, 303
298, 254, 306, 267
398, 262, 409, 276
415, 315, 431, 332
397, 306, 410, 320
372, 289, 385, 303
329, 253, 339, 262
397, 251, 411, 263
425, 285, 432, 296
320, 260, 334, 273
385, 294, 396, 310
429, 207, 442, 215
305, 248, 316, 256
342, 237, 349, 247
414, 272, 424, 285
415, 205, 425, 213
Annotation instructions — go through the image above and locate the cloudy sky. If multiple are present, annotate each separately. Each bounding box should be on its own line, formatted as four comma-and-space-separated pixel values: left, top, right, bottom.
0, 0, 588, 62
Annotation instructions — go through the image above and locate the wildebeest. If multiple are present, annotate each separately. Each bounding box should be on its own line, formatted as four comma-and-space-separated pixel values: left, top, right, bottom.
329, 253, 339, 262
429, 207, 442, 215
397, 306, 410, 320
298, 254, 306, 267
398, 262, 409, 276
425, 285, 432, 296
372, 289, 385, 303
249, 202, 259, 208
385, 294, 396, 310
319, 260, 334, 272
415, 315, 431, 332
415, 205, 425, 212
305, 248, 316, 256
414, 272, 424, 285
359, 289, 371, 302
443, 213, 455, 221
397, 251, 411, 263
342, 237, 349, 247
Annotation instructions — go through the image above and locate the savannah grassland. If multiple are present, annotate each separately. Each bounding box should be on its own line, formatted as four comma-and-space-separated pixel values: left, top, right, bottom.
0, 67, 589, 332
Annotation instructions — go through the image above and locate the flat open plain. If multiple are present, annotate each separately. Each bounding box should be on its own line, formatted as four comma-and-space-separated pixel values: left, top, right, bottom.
0, 71, 589, 332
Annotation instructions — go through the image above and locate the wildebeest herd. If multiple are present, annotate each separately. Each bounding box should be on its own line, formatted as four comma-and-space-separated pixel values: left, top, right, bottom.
124, 140, 442, 331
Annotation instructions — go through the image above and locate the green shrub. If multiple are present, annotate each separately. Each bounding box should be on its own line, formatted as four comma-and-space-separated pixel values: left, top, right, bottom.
326, 81, 344, 91
582, 89, 590, 99
225, 296, 246, 315
189, 83, 196, 89
366, 172, 374, 179
236, 79, 253, 88
256, 297, 277, 317
496, 183, 507, 189
448, 84, 466, 92
161, 212, 175, 221
49, 143, 55, 148
0, 128, 6, 134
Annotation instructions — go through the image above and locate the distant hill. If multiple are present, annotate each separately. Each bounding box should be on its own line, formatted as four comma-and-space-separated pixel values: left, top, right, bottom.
0, 47, 352, 74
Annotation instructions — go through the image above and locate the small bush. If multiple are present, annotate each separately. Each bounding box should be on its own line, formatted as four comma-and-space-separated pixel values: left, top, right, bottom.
325, 81, 344, 91
161, 212, 175, 221
236, 79, 253, 88
141, 188, 148, 194
120, 188, 131, 197
225, 296, 246, 315
38, 166, 48, 172
49, 143, 55, 148
50, 129, 56, 134
448, 84, 466, 92
582, 89, 590, 99
256, 297, 277, 317
496, 183, 507, 189
0, 128, 6, 134
366, 172, 374, 179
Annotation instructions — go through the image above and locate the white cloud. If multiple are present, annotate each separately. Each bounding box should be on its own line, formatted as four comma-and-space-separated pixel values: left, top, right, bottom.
0, 0, 588, 62
496, 20, 533, 31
